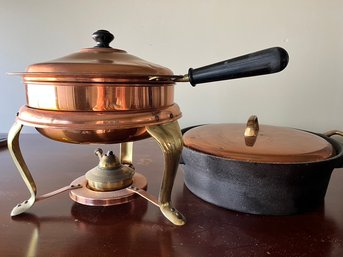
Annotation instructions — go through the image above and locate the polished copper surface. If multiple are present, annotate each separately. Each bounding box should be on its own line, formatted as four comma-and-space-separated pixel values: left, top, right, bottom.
37, 127, 149, 144
14, 32, 179, 113
17, 104, 181, 143
1, 134, 343, 257
25, 47, 173, 79
69, 173, 147, 206
25, 83, 175, 111
183, 124, 335, 163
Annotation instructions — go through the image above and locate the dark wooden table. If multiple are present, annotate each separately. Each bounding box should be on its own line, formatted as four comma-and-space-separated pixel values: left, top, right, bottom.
1, 134, 343, 257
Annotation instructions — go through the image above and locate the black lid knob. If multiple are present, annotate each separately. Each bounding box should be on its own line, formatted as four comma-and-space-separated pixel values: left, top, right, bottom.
92, 30, 114, 48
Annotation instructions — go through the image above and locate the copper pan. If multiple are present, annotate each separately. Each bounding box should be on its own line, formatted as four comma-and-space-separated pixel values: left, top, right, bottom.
11, 30, 289, 143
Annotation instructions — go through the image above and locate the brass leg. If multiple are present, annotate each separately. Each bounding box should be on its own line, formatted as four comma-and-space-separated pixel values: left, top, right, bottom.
120, 142, 134, 168
147, 121, 186, 226
8, 121, 37, 216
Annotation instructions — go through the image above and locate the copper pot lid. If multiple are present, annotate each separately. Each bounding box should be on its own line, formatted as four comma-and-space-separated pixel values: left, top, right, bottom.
10, 31, 290, 85
183, 116, 335, 164
14, 30, 181, 84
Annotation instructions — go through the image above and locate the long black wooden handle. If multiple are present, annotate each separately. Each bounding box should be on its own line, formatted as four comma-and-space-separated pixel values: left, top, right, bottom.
188, 47, 289, 86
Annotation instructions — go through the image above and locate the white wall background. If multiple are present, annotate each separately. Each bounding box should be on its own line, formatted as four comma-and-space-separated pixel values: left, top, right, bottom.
0, 0, 342, 134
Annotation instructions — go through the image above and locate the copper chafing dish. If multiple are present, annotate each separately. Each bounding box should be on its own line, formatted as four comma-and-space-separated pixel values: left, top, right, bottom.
8, 30, 288, 225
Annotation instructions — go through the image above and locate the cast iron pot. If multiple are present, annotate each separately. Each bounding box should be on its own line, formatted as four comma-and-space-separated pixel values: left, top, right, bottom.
181, 118, 343, 215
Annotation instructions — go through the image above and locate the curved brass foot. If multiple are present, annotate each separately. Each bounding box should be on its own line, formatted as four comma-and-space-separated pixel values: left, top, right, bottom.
8, 122, 82, 216
8, 121, 37, 216
160, 202, 186, 226
147, 121, 186, 226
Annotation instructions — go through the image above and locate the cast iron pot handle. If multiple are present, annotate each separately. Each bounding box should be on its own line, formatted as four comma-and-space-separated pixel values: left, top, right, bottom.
324, 130, 343, 168
324, 130, 343, 138
188, 47, 289, 86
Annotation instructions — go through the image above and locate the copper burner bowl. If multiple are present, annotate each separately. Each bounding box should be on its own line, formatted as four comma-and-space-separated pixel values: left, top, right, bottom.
17, 103, 181, 144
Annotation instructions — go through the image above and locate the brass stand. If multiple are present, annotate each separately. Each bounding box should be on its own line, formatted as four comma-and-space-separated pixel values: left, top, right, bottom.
8, 120, 186, 226
8, 122, 81, 216
147, 121, 186, 226
8, 121, 37, 216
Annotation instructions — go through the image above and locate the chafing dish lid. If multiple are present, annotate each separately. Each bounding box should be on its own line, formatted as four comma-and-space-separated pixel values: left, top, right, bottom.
14, 30, 177, 83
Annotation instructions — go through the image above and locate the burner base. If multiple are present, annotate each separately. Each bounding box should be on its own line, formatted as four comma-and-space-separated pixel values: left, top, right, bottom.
69, 173, 147, 206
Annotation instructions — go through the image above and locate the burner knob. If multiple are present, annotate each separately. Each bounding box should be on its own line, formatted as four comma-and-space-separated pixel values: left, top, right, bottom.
95, 148, 121, 169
